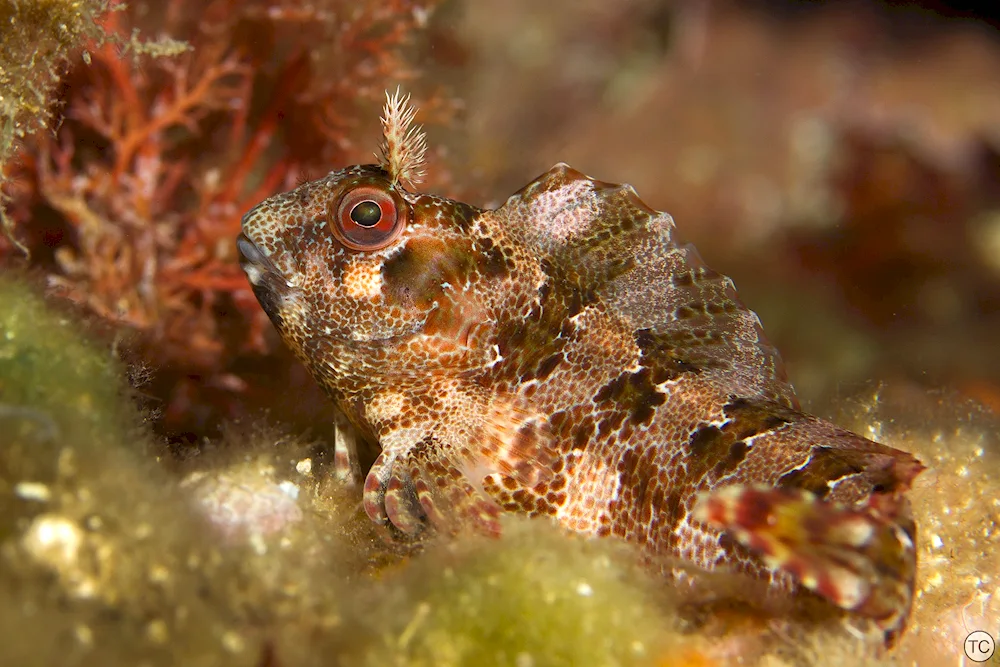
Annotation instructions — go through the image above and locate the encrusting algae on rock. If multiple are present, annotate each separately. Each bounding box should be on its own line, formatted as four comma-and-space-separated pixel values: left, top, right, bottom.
828, 385, 1000, 666
0, 274, 356, 665
341, 516, 688, 667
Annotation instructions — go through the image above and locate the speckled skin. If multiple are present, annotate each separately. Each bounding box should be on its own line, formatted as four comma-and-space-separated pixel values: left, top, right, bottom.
238, 163, 923, 643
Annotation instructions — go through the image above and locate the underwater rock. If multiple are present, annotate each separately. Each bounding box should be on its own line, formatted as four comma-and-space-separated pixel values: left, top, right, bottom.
841, 385, 1000, 666
339, 516, 685, 667
0, 276, 351, 665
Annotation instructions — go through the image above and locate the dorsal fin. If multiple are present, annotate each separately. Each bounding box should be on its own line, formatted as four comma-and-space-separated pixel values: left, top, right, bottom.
496, 163, 796, 406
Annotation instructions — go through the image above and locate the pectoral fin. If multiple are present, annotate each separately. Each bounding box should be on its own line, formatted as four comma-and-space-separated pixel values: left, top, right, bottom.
694, 485, 917, 645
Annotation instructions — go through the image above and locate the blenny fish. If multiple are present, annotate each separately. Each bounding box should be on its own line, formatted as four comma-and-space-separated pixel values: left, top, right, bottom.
237, 90, 923, 644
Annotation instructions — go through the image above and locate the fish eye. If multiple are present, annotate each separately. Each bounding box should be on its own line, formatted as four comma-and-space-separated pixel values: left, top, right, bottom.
329, 186, 407, 250
350, 201, 382, 227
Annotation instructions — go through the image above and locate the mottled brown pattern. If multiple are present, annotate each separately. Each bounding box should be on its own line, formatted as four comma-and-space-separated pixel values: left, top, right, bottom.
238, 160, 923, 645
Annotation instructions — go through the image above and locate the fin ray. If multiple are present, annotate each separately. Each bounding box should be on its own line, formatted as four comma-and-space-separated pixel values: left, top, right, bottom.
497, 164, 795, 404
694, 485, 917, 644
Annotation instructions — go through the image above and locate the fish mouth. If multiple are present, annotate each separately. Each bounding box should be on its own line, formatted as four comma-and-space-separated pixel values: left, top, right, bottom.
237, 232, 292, 324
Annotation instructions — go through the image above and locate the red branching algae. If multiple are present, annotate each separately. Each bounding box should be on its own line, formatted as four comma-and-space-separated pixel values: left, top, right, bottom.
2, 0, 451, 438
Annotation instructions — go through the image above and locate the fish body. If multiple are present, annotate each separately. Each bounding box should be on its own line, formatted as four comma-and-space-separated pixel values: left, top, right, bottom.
238, 114, 922, 644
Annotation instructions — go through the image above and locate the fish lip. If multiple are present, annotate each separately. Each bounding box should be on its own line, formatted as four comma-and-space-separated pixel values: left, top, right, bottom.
237, 232, 286, 285
237, 232, 294, 329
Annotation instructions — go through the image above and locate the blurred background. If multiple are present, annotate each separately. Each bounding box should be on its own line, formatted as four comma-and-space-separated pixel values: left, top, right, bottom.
438, 0, 1000, 413
3, 0, 999, 443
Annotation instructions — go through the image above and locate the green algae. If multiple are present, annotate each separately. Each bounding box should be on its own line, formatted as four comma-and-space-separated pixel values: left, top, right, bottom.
0, 275, 134, 441
0, 0, 187, 253
0, 275, 345, 666
0, 0, 113, 252
348, 517, 679, 667
0, 0, 111, 156
0, 275, 254, 665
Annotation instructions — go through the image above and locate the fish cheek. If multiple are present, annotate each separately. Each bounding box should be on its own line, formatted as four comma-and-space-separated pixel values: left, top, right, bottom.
381, 237, 494, 347
381, 237, 475, 311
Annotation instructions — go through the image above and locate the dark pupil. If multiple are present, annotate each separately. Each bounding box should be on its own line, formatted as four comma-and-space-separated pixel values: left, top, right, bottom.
350, 201, 382, 227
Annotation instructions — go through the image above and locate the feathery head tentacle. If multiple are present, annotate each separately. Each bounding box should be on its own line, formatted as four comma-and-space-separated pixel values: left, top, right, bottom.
377, 87, 427, 188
